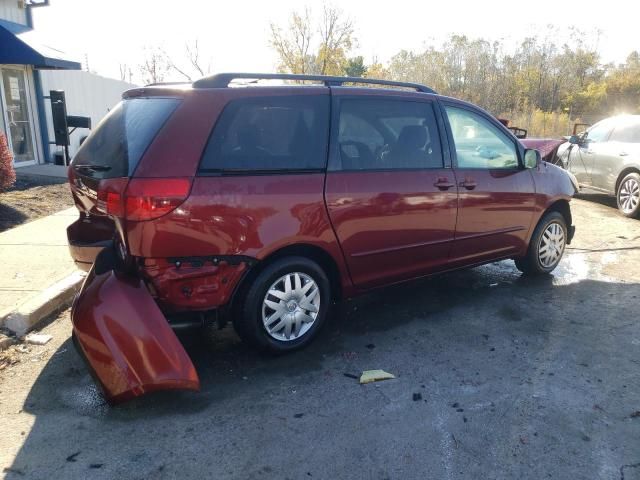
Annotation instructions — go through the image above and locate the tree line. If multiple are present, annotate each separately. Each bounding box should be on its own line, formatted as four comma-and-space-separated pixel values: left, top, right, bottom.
269, 6, 640, 137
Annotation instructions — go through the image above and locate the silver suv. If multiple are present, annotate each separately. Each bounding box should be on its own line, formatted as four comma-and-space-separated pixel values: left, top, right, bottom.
559, 115, 640, 217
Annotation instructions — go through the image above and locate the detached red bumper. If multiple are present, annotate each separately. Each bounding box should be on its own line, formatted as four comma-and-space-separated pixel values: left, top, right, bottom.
71, 252, 200, 404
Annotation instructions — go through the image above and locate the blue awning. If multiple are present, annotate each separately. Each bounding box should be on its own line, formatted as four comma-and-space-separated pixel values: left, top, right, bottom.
0, 20, 81, 70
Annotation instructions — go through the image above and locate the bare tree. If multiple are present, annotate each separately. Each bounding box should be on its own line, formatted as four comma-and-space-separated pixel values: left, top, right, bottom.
269, 8, 314, 74
317, 4, 354, 75
119, 63, 133, 83
139, 48, 169, 85
164, 39, 213, 81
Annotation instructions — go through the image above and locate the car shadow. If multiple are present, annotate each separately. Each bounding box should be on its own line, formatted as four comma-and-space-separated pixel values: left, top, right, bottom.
5, 261, 640, 478
0, 203, 28, 231
576, 190, 618, 210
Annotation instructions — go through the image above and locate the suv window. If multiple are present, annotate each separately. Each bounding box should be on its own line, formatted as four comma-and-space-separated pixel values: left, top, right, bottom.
200, 96, 329, 172
72, 97, 180, 179
445, 106, 518, 169
585, 119, 614, 143
336, 99, 443, 170
610, 121, 640, 143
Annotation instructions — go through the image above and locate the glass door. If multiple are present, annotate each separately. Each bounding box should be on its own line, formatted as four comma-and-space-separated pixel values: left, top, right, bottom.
0, 67, 37, 164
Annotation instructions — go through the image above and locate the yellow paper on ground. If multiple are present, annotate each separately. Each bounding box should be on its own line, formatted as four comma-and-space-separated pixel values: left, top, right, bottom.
359, 369, 395, 384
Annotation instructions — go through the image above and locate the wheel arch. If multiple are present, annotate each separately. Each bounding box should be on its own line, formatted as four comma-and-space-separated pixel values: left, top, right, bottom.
615, 167, 640, 194
229, 243, 344, 319
545, 198, 572, 228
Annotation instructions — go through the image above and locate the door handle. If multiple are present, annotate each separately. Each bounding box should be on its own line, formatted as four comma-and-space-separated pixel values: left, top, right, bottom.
620, 152, 629, 156
433, 178, 455, 190
459, 179, 477, 190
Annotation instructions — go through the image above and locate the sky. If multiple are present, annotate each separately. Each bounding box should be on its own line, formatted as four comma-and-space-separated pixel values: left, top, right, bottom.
31, 0, 640, 85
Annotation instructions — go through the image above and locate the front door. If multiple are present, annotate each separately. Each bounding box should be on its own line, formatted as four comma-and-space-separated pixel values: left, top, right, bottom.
591, 119, 640, 193
567, 118, 616, 187
0, 67, 37, 165
442, 104, 536, 266
325, 93, 458, 288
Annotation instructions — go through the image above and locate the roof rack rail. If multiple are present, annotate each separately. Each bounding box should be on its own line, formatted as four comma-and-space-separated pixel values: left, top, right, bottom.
144, 81, 190, 87
192, 73, 436, 94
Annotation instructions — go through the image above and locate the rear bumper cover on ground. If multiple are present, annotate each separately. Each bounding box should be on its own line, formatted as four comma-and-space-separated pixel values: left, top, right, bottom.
71, 249, 199, 404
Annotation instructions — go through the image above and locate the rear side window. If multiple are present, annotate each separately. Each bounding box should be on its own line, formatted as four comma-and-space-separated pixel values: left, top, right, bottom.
336, 99, 443, 170
445, 106, 518, 169
200, 96, 329, 172
610, 121, 640, 143
72, 98, 180, 179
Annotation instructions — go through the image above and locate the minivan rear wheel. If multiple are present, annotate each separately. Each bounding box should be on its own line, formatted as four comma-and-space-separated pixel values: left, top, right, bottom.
617, 172, 640, 218
234, 256, 331, 353
514, 211, 567, 275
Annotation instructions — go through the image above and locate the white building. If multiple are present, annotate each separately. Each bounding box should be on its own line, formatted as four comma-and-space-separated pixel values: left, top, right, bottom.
0, 0, 136, 167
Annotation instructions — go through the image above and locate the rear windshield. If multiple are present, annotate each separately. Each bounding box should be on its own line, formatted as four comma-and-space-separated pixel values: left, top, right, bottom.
71, 97, 180, 179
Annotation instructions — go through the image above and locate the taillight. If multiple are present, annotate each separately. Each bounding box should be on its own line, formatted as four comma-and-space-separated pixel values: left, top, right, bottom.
97, 178, 191, 221
96, 178, 128, 217
124, 178, 191, 221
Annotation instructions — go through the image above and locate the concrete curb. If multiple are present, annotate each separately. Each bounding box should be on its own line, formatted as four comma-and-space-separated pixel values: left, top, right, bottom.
0, 271, 85, 337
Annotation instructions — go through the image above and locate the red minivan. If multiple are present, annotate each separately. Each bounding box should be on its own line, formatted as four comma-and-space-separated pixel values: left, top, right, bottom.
67, 73, 577, 403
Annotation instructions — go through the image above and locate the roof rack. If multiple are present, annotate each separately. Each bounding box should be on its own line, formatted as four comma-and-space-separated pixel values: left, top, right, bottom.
144, 81, 191, 87
192, 73, 436, 94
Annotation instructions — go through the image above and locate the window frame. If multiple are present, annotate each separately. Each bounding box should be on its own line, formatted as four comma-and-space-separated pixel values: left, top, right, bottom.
197, 94, 331, 177
439, 100, 524, 171
327, 95, 451, 172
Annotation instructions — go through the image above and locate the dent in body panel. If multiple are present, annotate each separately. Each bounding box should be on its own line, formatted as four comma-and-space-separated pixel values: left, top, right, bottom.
127, 174, 352, 307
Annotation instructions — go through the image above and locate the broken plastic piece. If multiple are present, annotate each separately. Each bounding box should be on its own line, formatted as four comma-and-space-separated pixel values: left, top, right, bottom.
24, 333, 52, 345
360, 369, 395, 384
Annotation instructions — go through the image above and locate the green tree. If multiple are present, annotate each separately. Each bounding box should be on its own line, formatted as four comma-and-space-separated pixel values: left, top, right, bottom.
344, 56, 367, 77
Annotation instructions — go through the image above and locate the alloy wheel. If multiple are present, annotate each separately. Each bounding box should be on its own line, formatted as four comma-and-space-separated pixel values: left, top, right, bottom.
262, 272, 320, 342
619, 177, 640, 214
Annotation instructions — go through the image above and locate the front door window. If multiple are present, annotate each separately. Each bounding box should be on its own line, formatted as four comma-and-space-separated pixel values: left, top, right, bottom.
1, 68, 36, 163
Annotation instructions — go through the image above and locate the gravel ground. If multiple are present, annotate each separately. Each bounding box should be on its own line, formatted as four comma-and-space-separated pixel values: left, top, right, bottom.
0, 195, 639, 480
0, 176, 73, 232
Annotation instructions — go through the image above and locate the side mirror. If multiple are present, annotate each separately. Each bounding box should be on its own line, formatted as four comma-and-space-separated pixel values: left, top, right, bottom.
524, 149, 541, 169
569, 135, 581, 145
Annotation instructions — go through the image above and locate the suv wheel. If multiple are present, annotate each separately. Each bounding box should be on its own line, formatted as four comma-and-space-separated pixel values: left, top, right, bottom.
515, 211, 567, 275
617, 172, 640, 218
234, 256, 331, 353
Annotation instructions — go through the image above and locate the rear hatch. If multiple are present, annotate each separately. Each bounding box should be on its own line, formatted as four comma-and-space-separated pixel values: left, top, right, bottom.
69, 96, 181, 213
67, 96, 182, 267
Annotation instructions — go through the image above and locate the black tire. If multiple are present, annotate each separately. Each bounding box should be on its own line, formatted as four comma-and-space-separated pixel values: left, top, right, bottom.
616, 172, 640, 218
233, 256, 331, 353
514, 211, 567, 275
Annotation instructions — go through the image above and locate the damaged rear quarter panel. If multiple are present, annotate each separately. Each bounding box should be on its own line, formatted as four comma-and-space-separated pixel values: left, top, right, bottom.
127, 174, 353, 309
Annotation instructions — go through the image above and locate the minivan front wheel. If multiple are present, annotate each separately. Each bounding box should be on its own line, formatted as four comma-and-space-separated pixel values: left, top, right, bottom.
515, 211, 567, 275
617, 172, 640, 218
234, 257, 331, 353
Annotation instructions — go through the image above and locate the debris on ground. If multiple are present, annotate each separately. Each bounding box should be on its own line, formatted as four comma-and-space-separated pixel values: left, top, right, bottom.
66, 451, 80, 462
413, 392, 422, 401
359, 369, 395, 384
25, 333, 53, 345
0, 350, 20, 370
630, 411, 640, 418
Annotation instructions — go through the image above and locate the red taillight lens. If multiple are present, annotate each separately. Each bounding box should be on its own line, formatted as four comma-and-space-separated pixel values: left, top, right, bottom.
96, 178, 128, 217
124, 178, 192, 221
97, 178, 191, 221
